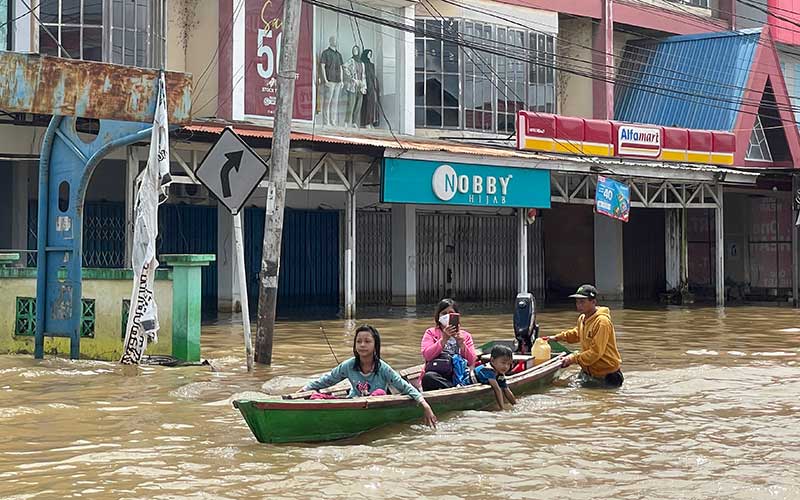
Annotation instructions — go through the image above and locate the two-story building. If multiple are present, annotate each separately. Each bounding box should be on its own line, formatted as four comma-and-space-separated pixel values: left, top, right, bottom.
4, 0, 796, 318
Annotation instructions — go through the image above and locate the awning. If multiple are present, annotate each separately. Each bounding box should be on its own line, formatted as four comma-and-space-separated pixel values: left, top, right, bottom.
181, 122, 759, 185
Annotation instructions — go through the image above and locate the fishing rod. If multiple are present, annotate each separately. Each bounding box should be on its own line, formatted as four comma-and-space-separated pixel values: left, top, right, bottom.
320, 324, 340, 365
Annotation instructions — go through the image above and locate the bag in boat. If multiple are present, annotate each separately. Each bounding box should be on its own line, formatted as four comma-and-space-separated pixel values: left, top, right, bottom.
425, 351, 453, 378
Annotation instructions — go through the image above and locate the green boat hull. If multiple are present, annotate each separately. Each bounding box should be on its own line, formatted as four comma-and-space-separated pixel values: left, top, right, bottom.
234, 340, 567, 444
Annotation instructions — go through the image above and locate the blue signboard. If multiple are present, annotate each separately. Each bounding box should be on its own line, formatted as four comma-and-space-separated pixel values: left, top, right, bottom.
595, 176, 630, 222
381, 158, 551, 208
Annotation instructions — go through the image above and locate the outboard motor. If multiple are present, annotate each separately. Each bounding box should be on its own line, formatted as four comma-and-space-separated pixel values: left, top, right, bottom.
513, 293, 539, 354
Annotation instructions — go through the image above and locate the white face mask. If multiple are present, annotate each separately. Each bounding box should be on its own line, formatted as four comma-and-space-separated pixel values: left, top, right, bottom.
438, 314, 450, 328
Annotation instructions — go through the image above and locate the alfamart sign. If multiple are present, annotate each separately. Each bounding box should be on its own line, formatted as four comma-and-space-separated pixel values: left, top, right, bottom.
516, 111, 736, 165
382, 159, 551, 208
617, 125, 661, 158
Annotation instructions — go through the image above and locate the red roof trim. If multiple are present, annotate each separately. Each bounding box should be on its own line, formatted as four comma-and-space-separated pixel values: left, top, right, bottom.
733, 27, 800, 168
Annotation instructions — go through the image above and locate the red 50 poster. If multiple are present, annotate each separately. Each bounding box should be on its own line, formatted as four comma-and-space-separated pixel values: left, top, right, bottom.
244, 0, 314, 120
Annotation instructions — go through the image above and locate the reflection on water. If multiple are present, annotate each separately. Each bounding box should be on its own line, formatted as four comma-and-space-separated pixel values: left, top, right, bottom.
1, 305, 799, 499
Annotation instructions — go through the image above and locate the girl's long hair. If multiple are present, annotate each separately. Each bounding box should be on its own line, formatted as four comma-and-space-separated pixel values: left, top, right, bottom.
433, 298, 459, 329
352, 324, 381, 374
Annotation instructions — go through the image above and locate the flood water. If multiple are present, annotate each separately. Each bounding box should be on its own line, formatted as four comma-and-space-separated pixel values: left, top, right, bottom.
1, 305, 799, 499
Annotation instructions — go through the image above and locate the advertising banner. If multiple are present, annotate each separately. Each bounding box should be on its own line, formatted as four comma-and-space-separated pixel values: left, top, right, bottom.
595, 176, 630, 222
244, 0, 314, 120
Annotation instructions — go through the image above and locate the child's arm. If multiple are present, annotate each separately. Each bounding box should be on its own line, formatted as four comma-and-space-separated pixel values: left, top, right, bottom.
487, 378, 505, 410
502, 387, 517, 405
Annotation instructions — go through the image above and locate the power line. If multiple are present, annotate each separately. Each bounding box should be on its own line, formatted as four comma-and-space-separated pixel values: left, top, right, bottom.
342, 0, 800, 120
19, 0, 72, 59
305, 0, 800, 128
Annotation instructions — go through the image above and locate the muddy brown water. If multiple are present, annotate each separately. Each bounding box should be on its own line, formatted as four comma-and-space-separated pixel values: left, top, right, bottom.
1, 305, 799, 499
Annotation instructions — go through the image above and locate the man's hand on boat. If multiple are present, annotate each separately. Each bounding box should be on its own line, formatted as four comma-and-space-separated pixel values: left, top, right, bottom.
420, 399, 437, 429
560, 354, 576, 368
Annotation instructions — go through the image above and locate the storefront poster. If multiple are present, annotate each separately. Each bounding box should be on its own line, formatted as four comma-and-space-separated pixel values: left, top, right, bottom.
244, 0, 314, 120
595, 176, 630, 222
381, 158, 550, 208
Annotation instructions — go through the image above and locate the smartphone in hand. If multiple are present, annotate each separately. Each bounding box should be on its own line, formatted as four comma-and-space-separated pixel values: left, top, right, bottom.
449, 313, 460, 328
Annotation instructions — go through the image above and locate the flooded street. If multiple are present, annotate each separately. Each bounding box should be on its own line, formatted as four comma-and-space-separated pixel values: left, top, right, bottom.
1, 305, 799, 499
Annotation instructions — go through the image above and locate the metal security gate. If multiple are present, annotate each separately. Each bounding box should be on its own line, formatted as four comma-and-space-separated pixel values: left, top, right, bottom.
357, 211, 392, 305
417, 213, 519, 304
245, 208, 340, 313
157, 204, 218, 311
623, 208, 666, 301
527, 218, 546, 301
29, 200, 128, 268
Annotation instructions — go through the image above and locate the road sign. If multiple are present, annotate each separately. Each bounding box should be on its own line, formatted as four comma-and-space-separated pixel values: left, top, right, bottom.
195, 127, 268, 215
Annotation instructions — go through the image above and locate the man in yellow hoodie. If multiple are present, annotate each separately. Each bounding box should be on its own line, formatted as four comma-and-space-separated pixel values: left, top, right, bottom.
542, 284, 623, 387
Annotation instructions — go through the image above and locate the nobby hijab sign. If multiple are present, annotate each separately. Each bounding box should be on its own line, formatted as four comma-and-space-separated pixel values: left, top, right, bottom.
382, 158, 550, 208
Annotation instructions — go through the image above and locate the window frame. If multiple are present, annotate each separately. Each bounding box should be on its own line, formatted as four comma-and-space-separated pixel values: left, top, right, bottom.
415, 16, 557, 135
38, 0, 165, 68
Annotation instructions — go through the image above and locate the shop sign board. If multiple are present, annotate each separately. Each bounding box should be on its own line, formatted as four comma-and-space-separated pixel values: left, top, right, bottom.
595, 176, 630, 222
243, 0, 314, 120
381, 158, 551, 208
617, 125, 661, 158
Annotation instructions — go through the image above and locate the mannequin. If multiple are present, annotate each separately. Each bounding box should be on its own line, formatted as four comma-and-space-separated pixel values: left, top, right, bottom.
343, 45, 367, 128
360, 49, 381, 128
319, 35, 344, 126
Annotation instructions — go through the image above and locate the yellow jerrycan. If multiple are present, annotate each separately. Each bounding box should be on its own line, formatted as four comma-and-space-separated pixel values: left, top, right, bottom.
532, 337, 551, 366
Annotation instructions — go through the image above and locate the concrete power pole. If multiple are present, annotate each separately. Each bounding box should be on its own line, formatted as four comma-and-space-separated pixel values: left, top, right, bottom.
255, 0, 302, 364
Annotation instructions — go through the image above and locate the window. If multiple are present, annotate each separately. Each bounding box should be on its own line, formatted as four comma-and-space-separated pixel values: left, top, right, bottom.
667, 0, 710, 8
746, 116, 773, 162
39, 0, 165, 67
415, 18, 556, 134
313, 2, 403, 131
1, 0, 9, 50
416, 19, 460, 128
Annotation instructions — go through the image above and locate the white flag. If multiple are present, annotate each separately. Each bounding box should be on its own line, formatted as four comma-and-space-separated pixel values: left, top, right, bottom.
121, 74, 172, 364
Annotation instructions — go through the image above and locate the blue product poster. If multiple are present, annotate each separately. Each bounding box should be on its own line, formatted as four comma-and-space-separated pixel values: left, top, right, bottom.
595, 176, 630, 222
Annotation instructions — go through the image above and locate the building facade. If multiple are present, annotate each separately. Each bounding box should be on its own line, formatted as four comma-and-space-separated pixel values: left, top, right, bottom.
3, 0, 797, 318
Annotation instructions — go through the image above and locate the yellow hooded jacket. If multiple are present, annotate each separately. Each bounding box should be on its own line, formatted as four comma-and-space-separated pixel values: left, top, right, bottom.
554, 306, 621, 377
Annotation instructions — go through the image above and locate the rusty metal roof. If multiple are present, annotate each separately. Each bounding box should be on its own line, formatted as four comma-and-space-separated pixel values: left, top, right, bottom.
0, 52, 192, 124
181, 122, 546, 159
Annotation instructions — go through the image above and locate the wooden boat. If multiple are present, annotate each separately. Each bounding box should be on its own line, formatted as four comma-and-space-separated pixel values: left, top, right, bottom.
233, 340, 570, 444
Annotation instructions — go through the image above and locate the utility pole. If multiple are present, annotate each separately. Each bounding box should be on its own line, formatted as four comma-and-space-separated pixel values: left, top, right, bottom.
255, 0, 302, 364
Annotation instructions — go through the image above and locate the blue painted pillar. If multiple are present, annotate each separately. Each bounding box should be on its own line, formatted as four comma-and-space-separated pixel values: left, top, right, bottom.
35, 117, 151, 359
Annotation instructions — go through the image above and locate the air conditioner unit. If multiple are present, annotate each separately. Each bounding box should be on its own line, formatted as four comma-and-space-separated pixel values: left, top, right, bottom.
174, 183, 207, 200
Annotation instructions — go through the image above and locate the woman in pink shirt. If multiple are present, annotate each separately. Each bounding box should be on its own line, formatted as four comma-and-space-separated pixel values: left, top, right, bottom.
420, 298, 478, 391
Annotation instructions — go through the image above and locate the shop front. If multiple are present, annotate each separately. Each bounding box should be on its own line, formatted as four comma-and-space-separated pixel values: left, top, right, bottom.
381, 157, 551, 305
228, 0, 412, 134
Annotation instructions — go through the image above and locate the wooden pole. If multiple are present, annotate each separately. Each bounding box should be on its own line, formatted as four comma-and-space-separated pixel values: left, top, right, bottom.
254, 0, 302, 365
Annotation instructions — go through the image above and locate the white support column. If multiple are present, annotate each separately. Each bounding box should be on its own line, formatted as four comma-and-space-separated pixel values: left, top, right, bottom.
518, 209, 528, 294
594, 213, 624, 302
391, 204, 417, 306
715, 184, 726, 306
124, 146, 138, 267
218, 208, 242, 312
401, 5, 416, 135
344, 162, 357, 319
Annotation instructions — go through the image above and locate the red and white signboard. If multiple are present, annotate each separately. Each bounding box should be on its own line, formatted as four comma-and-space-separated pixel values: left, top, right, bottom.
616, 125, 661, 158
239, 0, 314, 121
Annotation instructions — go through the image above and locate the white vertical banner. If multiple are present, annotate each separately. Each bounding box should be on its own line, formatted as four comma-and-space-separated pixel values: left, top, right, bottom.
120, 74, 172, 365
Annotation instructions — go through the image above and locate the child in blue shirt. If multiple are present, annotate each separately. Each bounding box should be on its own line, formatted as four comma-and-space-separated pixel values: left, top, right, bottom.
302, 324, 438, 428
474, 345, 518, 410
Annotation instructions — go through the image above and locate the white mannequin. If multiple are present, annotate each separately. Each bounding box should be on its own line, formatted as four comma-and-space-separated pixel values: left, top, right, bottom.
343, 45, 367, 128
319, 36, 343, 126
